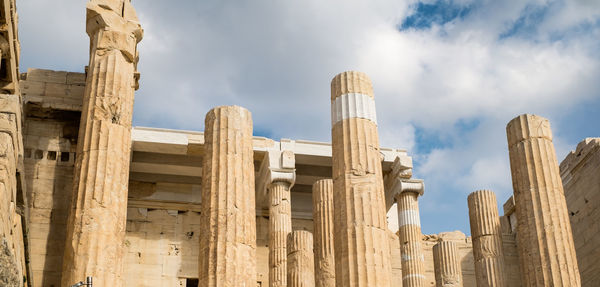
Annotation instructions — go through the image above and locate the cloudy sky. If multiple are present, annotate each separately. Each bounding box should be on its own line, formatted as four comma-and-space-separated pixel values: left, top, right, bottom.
19, 0, 600, 235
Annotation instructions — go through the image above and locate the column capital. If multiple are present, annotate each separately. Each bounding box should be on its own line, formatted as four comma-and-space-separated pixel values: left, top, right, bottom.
383, 155, 423, 207
257, 148, 296, 201
86, 1, 143, 63
391, 178, 425, 199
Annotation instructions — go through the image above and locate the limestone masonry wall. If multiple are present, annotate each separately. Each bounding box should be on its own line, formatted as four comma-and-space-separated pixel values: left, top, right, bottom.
0, 94, 27, 287
22, 69, 83, 287
560, 138, 600, 287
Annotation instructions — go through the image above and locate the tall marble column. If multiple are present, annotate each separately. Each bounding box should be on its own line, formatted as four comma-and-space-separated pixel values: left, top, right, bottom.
312, 179, 335, 287
330, 71, 392, 287
506, 114, 580, 286
258, 149, 296, 287
62, 1, 143, 285
433, 241, 462, 287
394, 179, 426, 287
467, 190, 506, 287
198, 106, 256, 286
287, 230, 315, 287
270, 179, 294, 287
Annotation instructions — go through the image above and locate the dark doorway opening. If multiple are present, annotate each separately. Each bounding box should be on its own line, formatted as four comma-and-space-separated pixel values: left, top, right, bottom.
186, 278, 199, 287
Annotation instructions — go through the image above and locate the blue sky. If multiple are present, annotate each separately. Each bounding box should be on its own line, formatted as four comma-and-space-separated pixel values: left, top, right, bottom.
18, 0, 600, 235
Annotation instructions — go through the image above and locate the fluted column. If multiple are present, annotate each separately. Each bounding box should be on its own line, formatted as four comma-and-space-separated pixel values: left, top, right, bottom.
312, 179, 335, 287
62, 1, 143, 285
198, 106, 256, 286
287, 231, 315, 287
270, 179, 294, 287
330, 71, 392, 287
506, 114, 580, 286
433, 241, 462, 287
467, 190, 506, 287
395, 184, 426, 287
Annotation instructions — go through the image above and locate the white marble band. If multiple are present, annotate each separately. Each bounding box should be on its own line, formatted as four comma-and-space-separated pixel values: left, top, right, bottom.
398, 209, 421, 227
331, 93, 377, 126
402, 274, 426, 280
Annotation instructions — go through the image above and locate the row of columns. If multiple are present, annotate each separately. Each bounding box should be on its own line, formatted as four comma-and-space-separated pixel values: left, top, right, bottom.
196, 70, 417, 287
62, 19, 581, 287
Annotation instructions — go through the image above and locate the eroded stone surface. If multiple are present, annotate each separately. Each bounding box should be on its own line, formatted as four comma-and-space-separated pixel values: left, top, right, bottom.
330, 71, 392, 287
560, 138, 600, 287
468, 190, 506, 287
506, 114, 580, 287
269, 181, 293, 287
61, 1, 143, 285
312, 179, 335, 287
396, 192, 426, 287
199, 106, 256, 286
287, 230, 314, 287
433, 241, 462, 287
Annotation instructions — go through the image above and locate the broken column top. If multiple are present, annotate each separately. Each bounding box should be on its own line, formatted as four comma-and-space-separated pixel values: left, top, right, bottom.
205, 105, 252, 124
86, 0, 143, 37
506, 114, 553, 147
330, 71, 374, 100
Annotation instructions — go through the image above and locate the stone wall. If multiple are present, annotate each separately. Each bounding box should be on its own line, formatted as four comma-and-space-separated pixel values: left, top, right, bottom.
560, 138, 600, 287
0, 1, 27, 284
123, 209, 316, 286
0, 94, 27, 287
22, 69, 83, 286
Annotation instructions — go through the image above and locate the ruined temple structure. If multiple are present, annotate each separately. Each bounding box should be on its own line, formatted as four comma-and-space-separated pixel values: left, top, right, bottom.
1, 1, 599, 287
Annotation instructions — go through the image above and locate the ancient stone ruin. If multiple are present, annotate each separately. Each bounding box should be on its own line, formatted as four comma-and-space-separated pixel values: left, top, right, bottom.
0, 0, 598, 287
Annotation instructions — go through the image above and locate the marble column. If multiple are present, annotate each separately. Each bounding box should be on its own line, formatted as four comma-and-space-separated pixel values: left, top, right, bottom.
330, 71, 392, 287
269, 176, 295, 287
394, 179, 426, 287
62, 1, 143, 285
287, 230, 315, 287
433, 241, 462, 287
198, 106, 256, 286
506, 114, 580, 286
312, 179, 335, 287
467, 190, 506, 287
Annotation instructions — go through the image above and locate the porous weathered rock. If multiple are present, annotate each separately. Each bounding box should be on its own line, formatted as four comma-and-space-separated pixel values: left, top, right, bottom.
0, 239, 20, 287
506, 114, 580, 287
330, 71, 392, 287
468, 190, 506, 287
433, 241, 462, 287
287, 230, 315, 287
312, 179, 335, 287
61, 1, 143, 285
198, 106, 256, 287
